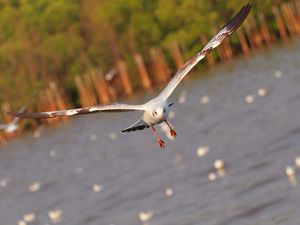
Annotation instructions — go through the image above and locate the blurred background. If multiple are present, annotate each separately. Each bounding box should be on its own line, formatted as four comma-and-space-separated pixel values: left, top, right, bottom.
0, 0, 300, 224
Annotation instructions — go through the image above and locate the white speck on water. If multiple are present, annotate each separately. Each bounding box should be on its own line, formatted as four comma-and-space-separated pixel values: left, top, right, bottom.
0, 179, 8, 187
208, 172, 217, 181
286, 166, 297, 187
257, 88, 267, 97
197, 146, 210, 157
214, 160, 224, 170
48, 209, 62, 223
245, 95, 255, 104
18, 220, 27, 225
92, 184, 102, 193
76, 167, 83, 174
138, 211, 154, 222
200, 95, 210, 104
295, 157, 300, 168
109, 132, 117, 140
29, 182, 40, 192
49, 150, 56, 157
165, 188, 173, 197
274, 70, 282, 78
89, 134, 98, 141
23, 213, 36, 222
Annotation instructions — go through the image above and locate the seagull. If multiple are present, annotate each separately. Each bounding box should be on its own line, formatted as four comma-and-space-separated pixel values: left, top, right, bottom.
1, 105, 27, 133
9, 4, 252, 148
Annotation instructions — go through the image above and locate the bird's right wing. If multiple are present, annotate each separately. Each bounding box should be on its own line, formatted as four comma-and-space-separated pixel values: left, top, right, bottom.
9, 103, 145, 119
158, 3, 252, 100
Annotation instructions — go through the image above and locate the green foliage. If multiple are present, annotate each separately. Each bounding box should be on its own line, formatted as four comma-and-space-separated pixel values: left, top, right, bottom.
0, 0, 287, 105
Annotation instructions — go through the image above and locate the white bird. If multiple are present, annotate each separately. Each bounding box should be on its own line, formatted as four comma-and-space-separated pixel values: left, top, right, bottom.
9, 4, 252, 148
1, 105, 27, 133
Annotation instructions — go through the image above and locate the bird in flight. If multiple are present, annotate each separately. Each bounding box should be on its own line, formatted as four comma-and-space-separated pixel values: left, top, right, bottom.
1, 105, 27, 133
10, 4, 252, 148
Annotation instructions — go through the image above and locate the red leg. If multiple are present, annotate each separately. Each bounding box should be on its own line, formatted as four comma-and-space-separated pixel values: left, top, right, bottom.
151, 127, 165, 149
165, 121, 177, 138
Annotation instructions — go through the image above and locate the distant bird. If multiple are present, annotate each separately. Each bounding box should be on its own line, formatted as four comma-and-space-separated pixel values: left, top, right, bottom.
9, 4, 252, 148
104, 68, 117, 81
1, 105, 27, 133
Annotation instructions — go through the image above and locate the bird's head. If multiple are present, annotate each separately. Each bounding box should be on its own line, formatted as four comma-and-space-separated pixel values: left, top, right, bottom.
152, 107, 167, 120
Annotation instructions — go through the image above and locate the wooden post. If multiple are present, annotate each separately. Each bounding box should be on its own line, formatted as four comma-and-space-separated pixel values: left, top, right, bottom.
45, 89, 60, 124
133, 53, 152, 90
237, 29, 250, 55
90, 69, 111, 104
223, 39, 233, 60
258, 13, 273, 44
150, 48, 170, 84
116, 59, 133, 96
168, 41, 185, 70
243, 21, 257, 50
200, 35, 215, 66
288, 2, 300, 34
280, 3, 294, 35
75, 76, 89, 107
294, 0, 300, 23
83, 73, 97, 106
49, 82, 68, 122
272, 5, 289, 40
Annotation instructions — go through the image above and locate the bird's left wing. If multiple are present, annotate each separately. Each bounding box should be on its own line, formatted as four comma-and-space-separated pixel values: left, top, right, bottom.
12, 105, 27, 123
158, 3, 252, 100
9, 103, 145, 119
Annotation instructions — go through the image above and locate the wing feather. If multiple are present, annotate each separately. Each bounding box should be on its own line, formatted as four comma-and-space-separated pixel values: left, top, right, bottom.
158, 3, 252, 100
9, 103, 145, 119
122, 118, 149, 132
12, 105, 27, 123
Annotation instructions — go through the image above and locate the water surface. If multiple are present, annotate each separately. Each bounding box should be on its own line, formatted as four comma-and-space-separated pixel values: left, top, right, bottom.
1, 40, 300, 225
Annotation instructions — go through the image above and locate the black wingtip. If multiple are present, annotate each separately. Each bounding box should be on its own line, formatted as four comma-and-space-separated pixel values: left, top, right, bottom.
225, 2, 253, 34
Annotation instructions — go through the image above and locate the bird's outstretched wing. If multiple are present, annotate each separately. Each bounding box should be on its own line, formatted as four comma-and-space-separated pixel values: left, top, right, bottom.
12, 105, 27, 123
158, 3, 252, 100
9, 104, 145, 119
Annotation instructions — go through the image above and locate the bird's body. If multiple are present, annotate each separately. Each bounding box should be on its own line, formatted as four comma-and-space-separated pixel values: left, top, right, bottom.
142, 98, 170, 126
9, 4, 252, 148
